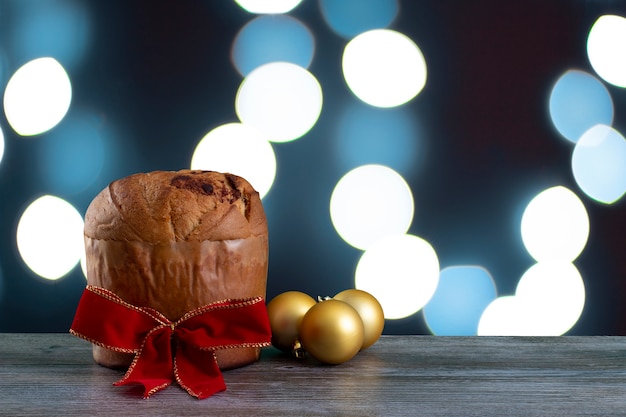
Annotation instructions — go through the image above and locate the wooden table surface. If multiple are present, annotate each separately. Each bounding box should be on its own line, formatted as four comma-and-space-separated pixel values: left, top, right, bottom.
1, 334, 626, 416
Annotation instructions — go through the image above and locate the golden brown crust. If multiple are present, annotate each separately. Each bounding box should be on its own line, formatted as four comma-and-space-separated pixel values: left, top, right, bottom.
84, 237, 269, 321
83, 170, 269, 371
84, 170, 267, 243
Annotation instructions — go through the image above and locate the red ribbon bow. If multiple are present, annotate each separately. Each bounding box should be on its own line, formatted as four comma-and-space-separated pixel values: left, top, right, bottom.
70, 285, 271, 399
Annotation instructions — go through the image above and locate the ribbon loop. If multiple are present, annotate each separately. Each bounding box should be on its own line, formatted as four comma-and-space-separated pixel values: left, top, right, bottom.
70, 285, 271, 399
70, 286, 162, 352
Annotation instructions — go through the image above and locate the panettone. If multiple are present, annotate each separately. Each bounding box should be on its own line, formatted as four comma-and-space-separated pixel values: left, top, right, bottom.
83, 169, 269, 370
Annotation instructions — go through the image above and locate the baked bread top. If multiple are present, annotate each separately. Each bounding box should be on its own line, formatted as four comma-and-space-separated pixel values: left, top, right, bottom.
84, 170, 267, 243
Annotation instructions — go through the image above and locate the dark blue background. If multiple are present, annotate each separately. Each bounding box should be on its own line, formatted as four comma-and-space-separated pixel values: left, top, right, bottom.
0, 0, 624, 335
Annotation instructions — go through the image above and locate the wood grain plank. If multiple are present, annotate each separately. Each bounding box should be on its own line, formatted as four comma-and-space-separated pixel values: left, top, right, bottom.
1, 334, 625, 416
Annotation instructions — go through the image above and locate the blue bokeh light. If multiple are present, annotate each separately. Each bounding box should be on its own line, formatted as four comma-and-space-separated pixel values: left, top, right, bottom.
9, 0, 90, 70
319, 0, 399, 39
548, 69, 613, 143
334, 103, 421, 176
572, 124, 626, 204
38, 111, 106, 195
231, 14, 314, 77
423, 266, 497, 335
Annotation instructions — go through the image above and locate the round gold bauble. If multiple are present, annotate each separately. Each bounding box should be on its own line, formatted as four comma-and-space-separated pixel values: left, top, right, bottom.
333, 289, 385, 350
267, 291, 317, 352
299, 299, 364, 365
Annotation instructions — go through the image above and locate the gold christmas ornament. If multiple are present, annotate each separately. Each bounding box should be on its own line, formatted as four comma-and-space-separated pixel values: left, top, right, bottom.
267, 291, 316, 354
333, 289, 385, 350
299, 299, 364, 365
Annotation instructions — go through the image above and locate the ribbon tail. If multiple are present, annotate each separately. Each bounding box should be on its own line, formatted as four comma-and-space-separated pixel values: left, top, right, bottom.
114, 377, 172, 399
174, 343, 225, 399
114, 326, 175, 399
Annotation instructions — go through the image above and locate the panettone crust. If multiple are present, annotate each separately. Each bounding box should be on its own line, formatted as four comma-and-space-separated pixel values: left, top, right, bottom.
83, 170, 269, 371
84, 170, 267, 243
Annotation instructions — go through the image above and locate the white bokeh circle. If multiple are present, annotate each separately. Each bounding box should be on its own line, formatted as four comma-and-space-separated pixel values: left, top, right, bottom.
477, 296, 527, 336
234, 0, 303, 14
235, 62, 323, 143
515, 261, 586, 336
479, 262, 585, 336
16, 195, 84, 280
190, 122, 276, 199
330, 164, 414, 250
342, 29, 427, 108
521, 186, 589, 263
4, 57, 72, 136
355, 234, 440, 319
587, 14, 626, 88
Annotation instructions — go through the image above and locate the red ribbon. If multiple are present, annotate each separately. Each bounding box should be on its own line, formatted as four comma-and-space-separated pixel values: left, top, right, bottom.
70, 285, 271, 399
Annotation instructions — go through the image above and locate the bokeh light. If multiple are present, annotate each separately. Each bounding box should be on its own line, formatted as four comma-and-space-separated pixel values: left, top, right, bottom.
548, 70, 613, 143
319, 0, 399, 39
355, 234, 440, 320
0, 0, 622, 338
16, 195, 84, 280
234, 0, 303, 14
342, 29, 427, 108
477, 296, 527, 336
423, 266, 497, 336
330, 164, 414, 250
521, 186, 589, 263
38, 112, 105, 195
572, 124, 626, 204
587, 14, 626, 88
190, 122, 277, 199
479, 262, 585, 336
235, 62, 323, 143
231, 15, 314, 77
9, 0, 90, 71
4, 57, 72, 136
335, 103, 421, 176
515, 261, 586, 336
